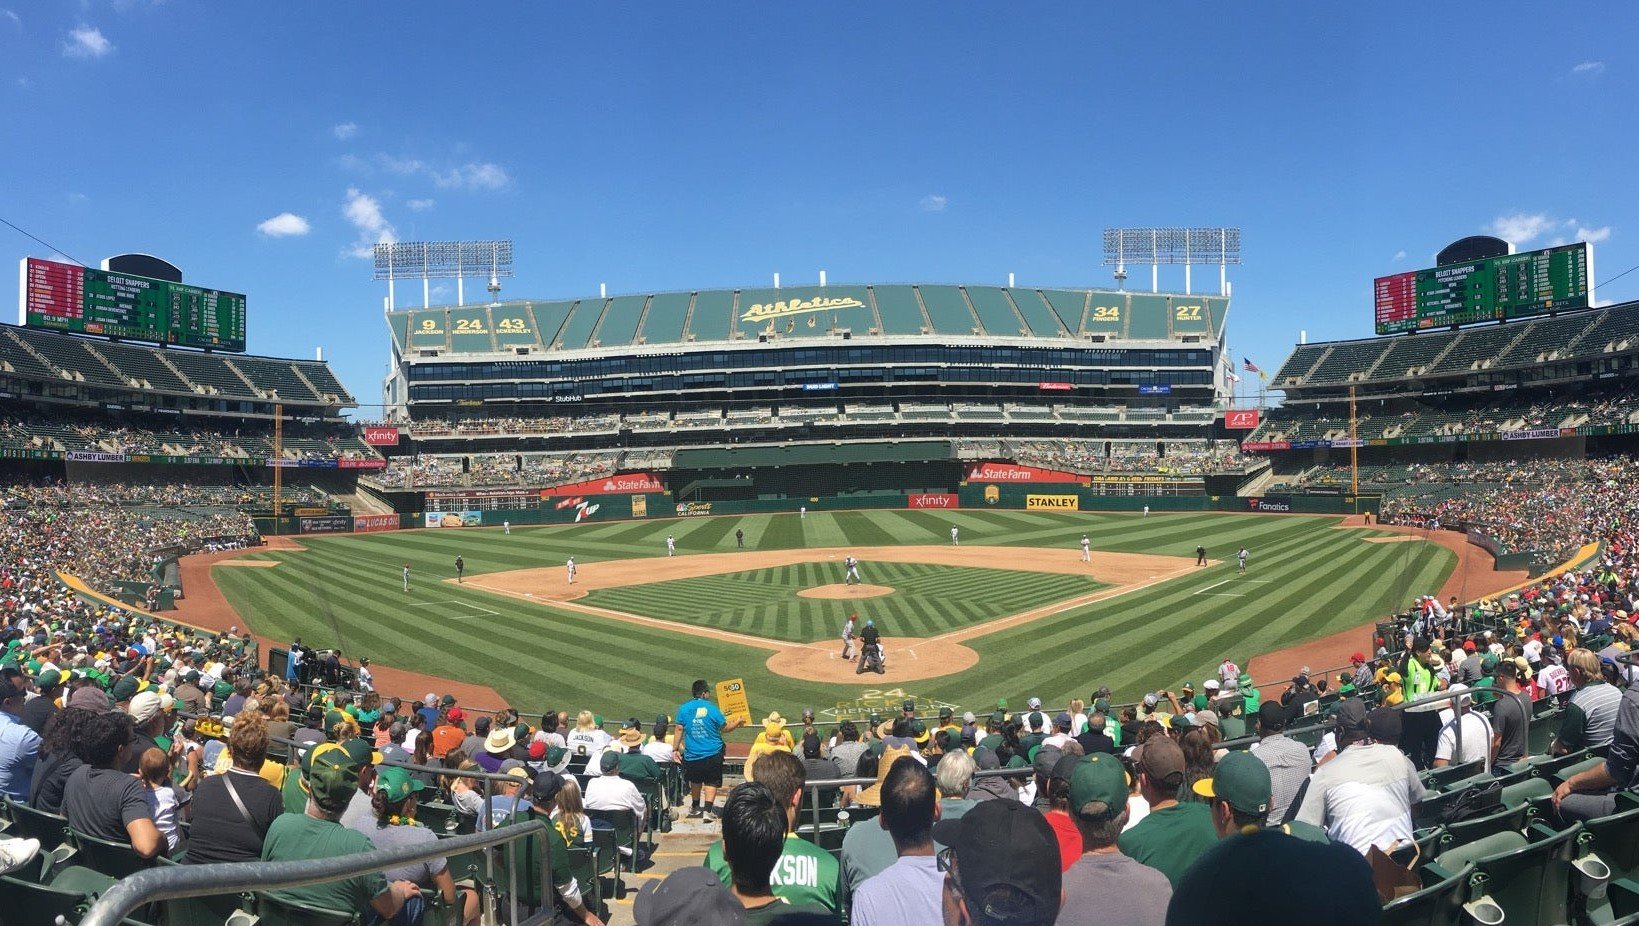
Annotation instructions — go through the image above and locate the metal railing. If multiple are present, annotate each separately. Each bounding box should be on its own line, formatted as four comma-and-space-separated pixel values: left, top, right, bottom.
79, 820, 554, 926
799, 766, 1033, 835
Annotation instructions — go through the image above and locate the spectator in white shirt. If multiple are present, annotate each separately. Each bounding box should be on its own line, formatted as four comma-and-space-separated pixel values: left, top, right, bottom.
583, 751, 646, 853
1434, 688, 1493, 772
1293, 708, 1424, 856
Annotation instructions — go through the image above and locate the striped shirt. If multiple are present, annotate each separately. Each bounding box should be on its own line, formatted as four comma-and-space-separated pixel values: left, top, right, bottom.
1252, 732, 1313, 825
1560, 682, 1623, 753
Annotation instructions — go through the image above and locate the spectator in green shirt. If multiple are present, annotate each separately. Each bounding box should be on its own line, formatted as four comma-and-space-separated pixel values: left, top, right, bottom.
260, 742, 420, 922
716, 781, 838, 925
1115, 736, 1217, 887
705, 750, 840, 915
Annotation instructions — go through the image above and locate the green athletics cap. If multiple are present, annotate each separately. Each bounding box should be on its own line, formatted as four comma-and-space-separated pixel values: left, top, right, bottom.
1069, 753, 1129, 818
373, 765, 426, 803
1193, 751, 1271, 815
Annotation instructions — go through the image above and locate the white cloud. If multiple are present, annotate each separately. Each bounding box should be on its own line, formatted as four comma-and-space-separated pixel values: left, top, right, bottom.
66, 192, 87, 205
1487, 212, 1558, 246
434, 161, 510, 191
919, 194, 948, 212
1, 9, 20, 27
62, 25, 112, 58
1392, 249, 1407, 262
256, 212, 312, 238
332, 122, 358, 140
1572, 61, 1606, 76
342, 187, 396, 259
1577, 225, 1612, 244
406, 198, 435, 211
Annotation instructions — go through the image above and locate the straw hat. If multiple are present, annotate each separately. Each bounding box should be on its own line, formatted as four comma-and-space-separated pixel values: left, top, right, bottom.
853, 744, 914, 807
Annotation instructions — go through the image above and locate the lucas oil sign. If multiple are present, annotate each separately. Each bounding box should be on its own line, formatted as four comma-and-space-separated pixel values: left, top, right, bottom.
1026, 494, 1079, 511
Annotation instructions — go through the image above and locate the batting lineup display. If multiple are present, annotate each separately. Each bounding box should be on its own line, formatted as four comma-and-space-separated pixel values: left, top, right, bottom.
20, 256, 248, 352
1373, 242, 1590, 335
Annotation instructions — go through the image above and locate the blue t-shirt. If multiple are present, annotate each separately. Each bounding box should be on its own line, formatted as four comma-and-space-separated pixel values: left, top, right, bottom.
678, 697, 727, 761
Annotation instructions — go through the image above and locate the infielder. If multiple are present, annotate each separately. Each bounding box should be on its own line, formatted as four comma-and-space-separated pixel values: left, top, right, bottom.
844, 555, 860, 585
950, 525, 959, 546
1237, 546, 1249, 574
455, 555, 465, 583
1195, 545, 1208, 567
566, 557, 576, 584
1080, 534, 1091, 563
402, 563, 411, 592
666, 534, 676, 556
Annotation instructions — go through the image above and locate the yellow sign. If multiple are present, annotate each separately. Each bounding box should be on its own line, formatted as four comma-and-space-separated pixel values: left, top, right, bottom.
1026, 494, 1080, 511
740, 296, 864, 323
716, 678, 752, 726
630, 495, 647, 518
983, 485, 1000, 505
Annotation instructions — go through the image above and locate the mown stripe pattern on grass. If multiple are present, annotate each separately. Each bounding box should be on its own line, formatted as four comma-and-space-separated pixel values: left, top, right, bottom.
581, 562, 1103, 643
212, 511, 1454, 726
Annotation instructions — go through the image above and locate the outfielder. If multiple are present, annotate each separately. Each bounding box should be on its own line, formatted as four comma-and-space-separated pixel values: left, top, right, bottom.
402, 563, 411, 592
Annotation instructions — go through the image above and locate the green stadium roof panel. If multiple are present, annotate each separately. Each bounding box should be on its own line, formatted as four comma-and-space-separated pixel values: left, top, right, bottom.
491, 304, 540, 348
640, 292, 693, 345
871, 285, 927, 335
447, 306, 495, 353
919, 285, 980, 335
594, 294, 648, 348
1008, 289, 1071, 337
386, 284, 1227, 354
533, 301, 576, 350
965, 287, 1027, 337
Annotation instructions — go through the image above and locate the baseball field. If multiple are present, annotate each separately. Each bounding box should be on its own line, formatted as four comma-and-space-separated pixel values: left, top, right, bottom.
210, 509, 1455, 723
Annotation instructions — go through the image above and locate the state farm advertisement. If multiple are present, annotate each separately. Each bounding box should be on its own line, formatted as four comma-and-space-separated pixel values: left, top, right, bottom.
540, 472, 665, 497
1224, 409, 1261, 430
363, 427, 400, 446
907, 493, 959, 509
964, 462, 1085, 484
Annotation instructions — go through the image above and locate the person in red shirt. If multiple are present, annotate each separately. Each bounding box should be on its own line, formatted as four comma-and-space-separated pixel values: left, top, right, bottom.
1042, 754, 1083, 871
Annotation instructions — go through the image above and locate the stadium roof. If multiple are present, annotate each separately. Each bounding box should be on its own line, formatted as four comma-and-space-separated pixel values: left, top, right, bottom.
386, 284, 1228, 356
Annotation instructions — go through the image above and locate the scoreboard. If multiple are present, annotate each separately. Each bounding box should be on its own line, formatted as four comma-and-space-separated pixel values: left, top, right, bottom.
1374, 243, 1590, 335
19, 257, 246, 352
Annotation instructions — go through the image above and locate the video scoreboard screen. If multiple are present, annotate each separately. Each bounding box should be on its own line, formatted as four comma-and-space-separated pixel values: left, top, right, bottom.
1374, 242, 1590, 335
19, 257, 247, 352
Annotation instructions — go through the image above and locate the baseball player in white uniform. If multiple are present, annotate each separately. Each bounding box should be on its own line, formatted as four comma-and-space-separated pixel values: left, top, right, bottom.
566, 557, 576, 584
1237, 546, 1249, 574
666, 535, 676, 557
503, 520, 511, 535
844, 556, 860, 585
1080, 535, 1091, 563
402, 563, 411, 593
950, 525, 959, 546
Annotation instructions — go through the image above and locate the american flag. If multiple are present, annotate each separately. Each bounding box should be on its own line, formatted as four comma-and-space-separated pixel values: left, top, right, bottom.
1242, 357, 1262, 374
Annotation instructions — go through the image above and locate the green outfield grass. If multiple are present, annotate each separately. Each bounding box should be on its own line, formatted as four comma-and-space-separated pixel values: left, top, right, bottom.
581, 561, 1106, 643
212, 509, 1455, 725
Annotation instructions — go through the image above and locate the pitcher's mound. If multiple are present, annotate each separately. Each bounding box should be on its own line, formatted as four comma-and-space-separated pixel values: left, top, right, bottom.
798, 584, 894, 600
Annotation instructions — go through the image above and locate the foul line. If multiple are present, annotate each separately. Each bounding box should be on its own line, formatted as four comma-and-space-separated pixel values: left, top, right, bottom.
408, 600, 499, 618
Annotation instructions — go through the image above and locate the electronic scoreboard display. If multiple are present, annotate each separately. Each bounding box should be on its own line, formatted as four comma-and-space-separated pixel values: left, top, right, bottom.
19, 257, 246, 352
1374, 242, 1590, 335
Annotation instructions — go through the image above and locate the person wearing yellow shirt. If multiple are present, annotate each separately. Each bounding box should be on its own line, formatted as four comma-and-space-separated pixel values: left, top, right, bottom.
744, 713, 794, 782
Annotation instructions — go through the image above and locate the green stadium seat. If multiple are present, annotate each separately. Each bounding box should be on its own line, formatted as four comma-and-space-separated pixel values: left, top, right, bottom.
1442, 803, 1530, 847
1552, 756, 1610, 788
1421, 760, 1485, 791
1381, 861, 1473, 926
67, 828, 168, 881
4, 798, 70, 852
1500, 777, 1553, 810
1530, 711, 1564, 756
1580, 798, 1639, 924
254, 892, 360, 926
1432, 823, 1582, 926
587, 807, 641, 883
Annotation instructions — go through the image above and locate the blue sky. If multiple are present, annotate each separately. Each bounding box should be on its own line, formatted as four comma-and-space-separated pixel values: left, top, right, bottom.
1, 2, 1631, 411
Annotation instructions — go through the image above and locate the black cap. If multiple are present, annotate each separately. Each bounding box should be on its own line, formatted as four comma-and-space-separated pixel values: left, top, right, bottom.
903, 699, 916, 712
931, 800, 1062, 923
1257, 701, 1288, 730
1164, 829, 1379, 926
531, 770, 563, 805
1364, 707, 1402, 744
633, 866, 745, 926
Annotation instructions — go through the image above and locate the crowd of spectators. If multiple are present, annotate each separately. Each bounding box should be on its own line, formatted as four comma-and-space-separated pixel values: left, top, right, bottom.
366, 451, 622, 490
0, 411, 377, 463
1006, 439, 1246, 475
1381, 456, 1638, 560
407, 415, 620, 438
